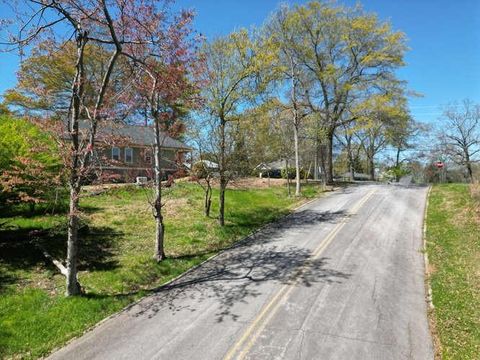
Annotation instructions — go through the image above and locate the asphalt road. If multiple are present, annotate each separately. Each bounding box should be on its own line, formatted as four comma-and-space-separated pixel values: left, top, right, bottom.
48, 184, 434, 360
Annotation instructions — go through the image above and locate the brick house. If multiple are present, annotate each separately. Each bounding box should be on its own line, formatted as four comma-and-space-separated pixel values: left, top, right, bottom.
92, 123, 190, 182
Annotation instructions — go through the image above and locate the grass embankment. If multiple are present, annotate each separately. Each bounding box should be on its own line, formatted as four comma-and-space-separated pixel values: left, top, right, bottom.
426, 183, 480, 359
0, 181, 323, 359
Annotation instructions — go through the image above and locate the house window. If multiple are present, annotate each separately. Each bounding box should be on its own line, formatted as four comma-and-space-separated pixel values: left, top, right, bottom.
125, 147, 133, 163
112, 147, 120, 161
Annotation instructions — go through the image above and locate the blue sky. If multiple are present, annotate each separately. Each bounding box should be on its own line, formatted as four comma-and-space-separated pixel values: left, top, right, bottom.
1, 0, 479, 123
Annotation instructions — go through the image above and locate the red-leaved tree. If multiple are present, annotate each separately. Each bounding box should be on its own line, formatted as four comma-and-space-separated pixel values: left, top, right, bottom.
1, 0, 193, 295
120, 8, 203, 261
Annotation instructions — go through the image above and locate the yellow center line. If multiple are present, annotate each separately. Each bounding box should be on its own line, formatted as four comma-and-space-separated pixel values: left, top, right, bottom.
224, 189, 377, 360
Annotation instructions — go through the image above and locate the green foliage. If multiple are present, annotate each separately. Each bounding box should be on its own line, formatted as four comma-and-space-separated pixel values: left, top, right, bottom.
0, 116, 62, 208
3, 41, 129, 118
0, 116, 56, 169
260, 1, 409, 183
383, 164, 410, 181
333, 148, 365, 176
0, 102, 11, 116
281, 167, 305, 179
201, 30, 260, 120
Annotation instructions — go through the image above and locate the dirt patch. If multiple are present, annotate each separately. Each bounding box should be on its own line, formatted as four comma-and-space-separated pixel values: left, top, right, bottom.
81, 183, 133, 196
186, 176, 289, 189
164, 198, 189, 217
428, 308, 443, 360
228, 177, 288, 189
469, 183, 480, 223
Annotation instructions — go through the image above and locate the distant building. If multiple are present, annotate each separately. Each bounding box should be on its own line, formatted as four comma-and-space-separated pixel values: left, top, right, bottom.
254, 159, 297, 178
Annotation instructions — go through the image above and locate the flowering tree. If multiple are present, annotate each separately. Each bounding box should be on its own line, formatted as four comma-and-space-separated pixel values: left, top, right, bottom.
121, 8, 202, 261
1, 0, 185, 295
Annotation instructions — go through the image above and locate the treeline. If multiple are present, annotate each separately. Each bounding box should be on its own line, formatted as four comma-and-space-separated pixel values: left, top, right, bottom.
192, 2, 410, 203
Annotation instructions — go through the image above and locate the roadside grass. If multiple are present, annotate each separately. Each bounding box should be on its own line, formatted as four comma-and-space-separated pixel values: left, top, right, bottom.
0, 180, 323, 359
426, 183, 480, 359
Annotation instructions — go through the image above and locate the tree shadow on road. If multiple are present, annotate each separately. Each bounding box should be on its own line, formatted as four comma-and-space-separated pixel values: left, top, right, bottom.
129, 209, 350, 323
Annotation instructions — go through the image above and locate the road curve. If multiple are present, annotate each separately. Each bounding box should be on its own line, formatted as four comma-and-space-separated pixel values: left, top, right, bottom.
48, 184, 434, 360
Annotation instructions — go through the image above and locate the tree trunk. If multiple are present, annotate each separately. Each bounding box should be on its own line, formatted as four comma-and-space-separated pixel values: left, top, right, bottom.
466, 163, 473, 183
325, 130, 334, 184
293, 123, 301, 196
153, 185, 165, 261
218, 117, 227, 226
347, 141, 355, 182
349, 161, 355, 182
314, 136, 319, 181
369, 155, 375, 181
153, 120, 165, 262
395, 147, 401, 182
319, 147, 327, 188
204, 181, 212, 217
65, 33, 87, 297
286, 158, 291, 196
290, 56, 301, 196
219, 180, 226, 226
154, 207, 165, 261
66, 184, 81, 296
465, 151, 474, 183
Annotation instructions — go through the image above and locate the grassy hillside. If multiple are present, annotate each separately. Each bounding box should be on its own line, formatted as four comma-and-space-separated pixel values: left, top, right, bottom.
0, 181, 322, 359
426, 183, 480, 360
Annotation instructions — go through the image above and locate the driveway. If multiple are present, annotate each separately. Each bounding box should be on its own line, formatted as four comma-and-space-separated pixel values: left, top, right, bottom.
48, 184, 433, 360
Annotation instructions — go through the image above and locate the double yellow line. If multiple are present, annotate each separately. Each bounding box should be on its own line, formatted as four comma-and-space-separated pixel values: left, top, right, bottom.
224, 189, 377, 360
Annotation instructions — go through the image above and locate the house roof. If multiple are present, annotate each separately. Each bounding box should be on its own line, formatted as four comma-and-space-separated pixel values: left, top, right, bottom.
78, 121, 190, 150
196, 160, 219, 169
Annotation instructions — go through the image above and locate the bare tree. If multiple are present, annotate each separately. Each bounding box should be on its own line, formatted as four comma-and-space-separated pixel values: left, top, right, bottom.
440, 100, 480, 182
188, 121, 216, 217
389, 120, 426, 182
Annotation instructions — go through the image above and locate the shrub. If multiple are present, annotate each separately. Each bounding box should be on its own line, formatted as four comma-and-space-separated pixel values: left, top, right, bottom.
281, 167, 305, 180
191, 161, 210, 179
0, 116, 64, 211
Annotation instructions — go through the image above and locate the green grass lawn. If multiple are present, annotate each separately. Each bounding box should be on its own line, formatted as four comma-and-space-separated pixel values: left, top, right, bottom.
426, 183, 480, 360
0, 180, 323, 359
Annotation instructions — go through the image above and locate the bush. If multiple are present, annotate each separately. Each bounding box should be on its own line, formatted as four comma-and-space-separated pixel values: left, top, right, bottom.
256, 169, 282, 178
281, 167, 305, 180
0, 116, 63, 210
